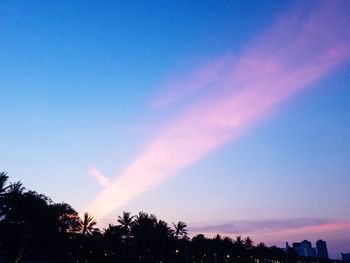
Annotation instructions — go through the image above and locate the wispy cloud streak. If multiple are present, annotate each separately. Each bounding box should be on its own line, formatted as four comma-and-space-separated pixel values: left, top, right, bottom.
189, 218, 350, 235
87, 0, 350, 219
89, 166, 111, 187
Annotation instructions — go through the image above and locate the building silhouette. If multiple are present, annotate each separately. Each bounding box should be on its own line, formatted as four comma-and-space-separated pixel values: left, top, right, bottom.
316, 239, 329, 259
342, 253, 350, 262
292, 240, 317, 257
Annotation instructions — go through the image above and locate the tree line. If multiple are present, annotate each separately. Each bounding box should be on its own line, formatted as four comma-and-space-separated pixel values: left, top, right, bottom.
0, 172, 332, 263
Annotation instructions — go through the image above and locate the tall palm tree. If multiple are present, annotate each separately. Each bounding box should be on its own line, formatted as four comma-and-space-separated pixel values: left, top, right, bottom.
79, 212, 97, 236
117, 211, 135, 240
117, 211, 135, 231
172, 221, 188, 239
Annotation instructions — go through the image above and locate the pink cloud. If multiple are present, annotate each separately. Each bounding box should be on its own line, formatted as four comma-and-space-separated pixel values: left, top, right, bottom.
89, 166, 111, 187
188, 218, 350, 237
152, 54, 235, 108
274, 220, 350, 236
86, 0, 350, 220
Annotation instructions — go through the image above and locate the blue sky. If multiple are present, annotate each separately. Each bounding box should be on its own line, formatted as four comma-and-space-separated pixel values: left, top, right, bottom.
1, 0, 350, 258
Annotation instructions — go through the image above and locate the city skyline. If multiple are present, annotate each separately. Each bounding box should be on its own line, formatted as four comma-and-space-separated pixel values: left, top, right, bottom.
1, 0, 350, 259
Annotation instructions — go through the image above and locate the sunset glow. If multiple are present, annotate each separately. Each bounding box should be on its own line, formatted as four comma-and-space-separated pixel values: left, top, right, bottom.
2, 0, 350, 259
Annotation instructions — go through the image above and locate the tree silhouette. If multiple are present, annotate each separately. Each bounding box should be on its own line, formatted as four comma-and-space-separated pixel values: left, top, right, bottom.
7, 181, 25, 195
0, 172, 9, 194
79, 212, 97, 236
1, 181, 27, 222
244, 236, 254, 249
172, 221, 188, 239
0, 172, 9, 217
51, 202, 81, 234
254, 242, 269, 261
117, 211, 135, 238
0, 172, 317, 263
234, 235, 244, 246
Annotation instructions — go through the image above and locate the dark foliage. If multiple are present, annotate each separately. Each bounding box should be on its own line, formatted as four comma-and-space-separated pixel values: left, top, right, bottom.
0, 172, 335, 263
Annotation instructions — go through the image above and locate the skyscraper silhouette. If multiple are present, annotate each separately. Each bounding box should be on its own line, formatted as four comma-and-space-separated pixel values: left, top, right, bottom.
316, 240, 329, 259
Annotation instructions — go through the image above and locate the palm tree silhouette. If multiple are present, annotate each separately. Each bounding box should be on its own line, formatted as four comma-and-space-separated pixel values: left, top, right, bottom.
233, 235, 245, 258
117, 211, 135, 236
0, 172, 9, 217
2, 181, 26, 220
172, 221, 188, 239
244, 236, 253, 249
0, 172, 9, 194
7, 181, 25, 195
0, 173, 309, 262
80, 212, 97, 236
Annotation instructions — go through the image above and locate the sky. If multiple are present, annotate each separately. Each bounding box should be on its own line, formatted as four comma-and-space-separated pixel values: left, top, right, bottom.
1, 0, 350, 259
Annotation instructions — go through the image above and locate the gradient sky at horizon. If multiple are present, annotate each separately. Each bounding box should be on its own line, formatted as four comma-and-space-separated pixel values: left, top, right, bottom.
1, 0, 350, 259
